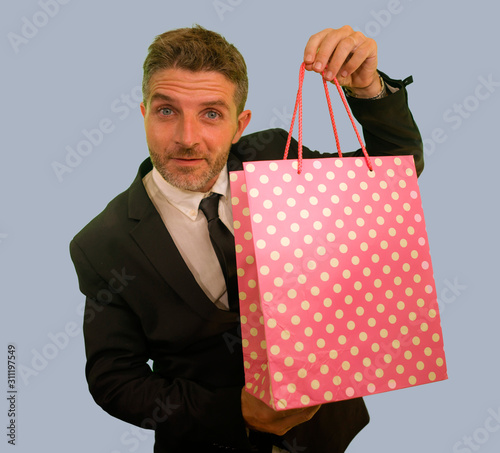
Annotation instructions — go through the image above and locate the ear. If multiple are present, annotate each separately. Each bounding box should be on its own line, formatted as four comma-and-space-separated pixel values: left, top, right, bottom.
140, 102, 147, 118
232, 109, 252, 144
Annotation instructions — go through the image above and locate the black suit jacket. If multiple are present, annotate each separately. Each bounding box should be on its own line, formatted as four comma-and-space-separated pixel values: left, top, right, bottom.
70, 73, 423, 453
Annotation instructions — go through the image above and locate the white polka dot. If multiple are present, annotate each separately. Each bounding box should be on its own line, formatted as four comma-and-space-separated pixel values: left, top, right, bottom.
267, 225, 277, 235
307, 260, 317, 270
294, 249, 303, 258
305, 173, 314, 181
313, 160, 322, 169
313, 221, 323, 230
259, 175, 269, 184
260, 266, 270, 275
256, 240, 266, 249
273, 186, 283, 196
263, 292, 273, 302
323, 208, 332, 217
304, 235, 313, 244
339, 183, 348, 191
253, 214, 262, 223
277, 303, 287, 313
290, 223, 300, 233
269, 163, 279, 171
283, 173, 292, 183
270, 251, 280, 261
296, 185, 305, 194
281, 237, 290, 247
277, 211, 286, 221
246, 163, 256, 173
249, 188, 259, 198
326, 171, 335, 180
318, 184, 327, 193
263, 200, 273, 209
300, 210, 309, 219
335, 160, 343, 168
287, 198, 296, 207
309, 196, 319, 206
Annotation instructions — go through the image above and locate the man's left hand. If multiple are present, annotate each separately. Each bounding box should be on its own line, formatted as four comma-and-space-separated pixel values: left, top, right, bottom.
303, 26, 380, 98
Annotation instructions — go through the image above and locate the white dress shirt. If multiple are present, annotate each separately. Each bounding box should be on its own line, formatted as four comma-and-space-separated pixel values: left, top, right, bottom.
142, 165, 234, 310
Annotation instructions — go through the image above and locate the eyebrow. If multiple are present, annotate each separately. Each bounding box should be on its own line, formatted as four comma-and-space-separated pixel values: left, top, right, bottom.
149, 93, 230, 110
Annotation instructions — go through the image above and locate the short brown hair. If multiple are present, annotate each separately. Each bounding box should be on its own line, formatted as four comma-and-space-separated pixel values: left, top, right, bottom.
142, 25, 248, 113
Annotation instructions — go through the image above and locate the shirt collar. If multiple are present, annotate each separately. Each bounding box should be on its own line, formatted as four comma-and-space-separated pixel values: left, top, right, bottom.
151, 166, 229, 221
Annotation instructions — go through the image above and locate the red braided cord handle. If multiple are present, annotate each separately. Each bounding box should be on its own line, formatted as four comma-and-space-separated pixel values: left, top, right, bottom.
283, 62, 373, 174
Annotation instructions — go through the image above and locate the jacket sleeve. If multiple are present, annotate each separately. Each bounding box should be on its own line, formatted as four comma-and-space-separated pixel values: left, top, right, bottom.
69, 239, 252, 451
344, 72, 424, 176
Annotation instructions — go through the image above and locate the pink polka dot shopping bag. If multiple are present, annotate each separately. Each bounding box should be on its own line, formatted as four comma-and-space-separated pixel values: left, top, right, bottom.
229, 64, 447, 410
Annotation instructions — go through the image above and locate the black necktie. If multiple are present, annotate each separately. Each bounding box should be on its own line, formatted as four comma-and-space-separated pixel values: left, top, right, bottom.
199, 193, 239, 312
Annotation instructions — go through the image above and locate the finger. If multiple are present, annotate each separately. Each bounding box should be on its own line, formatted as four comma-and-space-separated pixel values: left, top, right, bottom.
309, 26, 354, 74
323, 31, 368, 81
303, 29, 331, 71
337, 38, 377, 80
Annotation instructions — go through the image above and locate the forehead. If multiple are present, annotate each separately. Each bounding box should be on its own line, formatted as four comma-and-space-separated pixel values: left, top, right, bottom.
147, 68, 237, 108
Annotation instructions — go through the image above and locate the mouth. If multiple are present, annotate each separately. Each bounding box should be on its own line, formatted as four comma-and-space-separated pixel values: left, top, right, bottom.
171, 157, 206, 166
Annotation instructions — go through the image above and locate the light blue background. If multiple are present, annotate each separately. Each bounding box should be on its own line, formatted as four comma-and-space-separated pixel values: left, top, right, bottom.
1, 1, 499, 452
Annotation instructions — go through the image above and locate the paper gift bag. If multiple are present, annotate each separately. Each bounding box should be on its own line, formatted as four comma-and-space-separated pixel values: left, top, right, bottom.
229, 64, 447, 410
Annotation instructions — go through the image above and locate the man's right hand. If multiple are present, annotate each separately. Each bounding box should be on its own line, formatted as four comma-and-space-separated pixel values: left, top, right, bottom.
241, 388, 321, 436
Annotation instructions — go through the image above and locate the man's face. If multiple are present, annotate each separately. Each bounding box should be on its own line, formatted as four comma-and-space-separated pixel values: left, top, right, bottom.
141, 68, 251, 193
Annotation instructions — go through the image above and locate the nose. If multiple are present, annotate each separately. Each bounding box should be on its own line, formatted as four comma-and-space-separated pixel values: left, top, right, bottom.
174, 114, 200, 149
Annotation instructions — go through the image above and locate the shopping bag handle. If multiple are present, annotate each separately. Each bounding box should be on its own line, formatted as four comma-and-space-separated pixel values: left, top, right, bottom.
283, 62, 373, 174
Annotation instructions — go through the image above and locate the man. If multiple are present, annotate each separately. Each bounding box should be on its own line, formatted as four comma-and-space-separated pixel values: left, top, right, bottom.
70, 25, 423, 452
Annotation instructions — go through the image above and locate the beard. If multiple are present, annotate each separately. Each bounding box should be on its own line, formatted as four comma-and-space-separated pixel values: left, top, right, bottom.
149, 145, 230, 192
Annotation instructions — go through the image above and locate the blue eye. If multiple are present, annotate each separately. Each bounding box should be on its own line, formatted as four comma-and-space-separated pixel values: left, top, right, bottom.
159, 108, 173, 116
206, 111, 220, 119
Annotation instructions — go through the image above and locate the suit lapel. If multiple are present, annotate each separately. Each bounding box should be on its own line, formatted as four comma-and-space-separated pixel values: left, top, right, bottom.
127, 158, 239, 325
